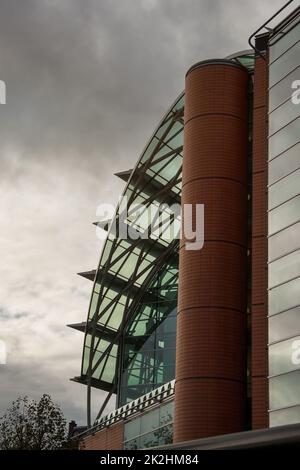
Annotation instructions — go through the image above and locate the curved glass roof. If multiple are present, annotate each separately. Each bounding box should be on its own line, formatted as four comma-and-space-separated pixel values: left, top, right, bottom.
71, 50, 255, 425
74, 92, 184, 423
225, 49, 255, 70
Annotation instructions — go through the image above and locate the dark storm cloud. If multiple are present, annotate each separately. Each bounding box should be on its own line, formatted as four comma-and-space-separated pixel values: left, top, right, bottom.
0, 0, 286, 424
0, 0, 286, 165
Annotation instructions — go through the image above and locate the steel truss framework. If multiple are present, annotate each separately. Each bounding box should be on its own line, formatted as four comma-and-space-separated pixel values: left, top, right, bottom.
72, 93, 184, 427
70, 51, 255, 428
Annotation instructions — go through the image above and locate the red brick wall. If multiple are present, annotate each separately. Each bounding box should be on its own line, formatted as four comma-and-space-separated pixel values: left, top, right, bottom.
79, 422, 124, 450
251, 56, 269, 429
174, 62, 249, 443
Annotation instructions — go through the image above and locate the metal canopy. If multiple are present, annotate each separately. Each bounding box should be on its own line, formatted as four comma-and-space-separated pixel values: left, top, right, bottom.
114, 169, 133, 182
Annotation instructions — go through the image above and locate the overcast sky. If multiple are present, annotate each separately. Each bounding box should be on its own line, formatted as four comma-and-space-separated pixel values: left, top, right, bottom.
0, 0, 290, 426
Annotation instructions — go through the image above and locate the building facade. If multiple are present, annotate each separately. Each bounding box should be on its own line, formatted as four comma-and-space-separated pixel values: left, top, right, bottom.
267, 8, 300, 427
70, 3, 300, 450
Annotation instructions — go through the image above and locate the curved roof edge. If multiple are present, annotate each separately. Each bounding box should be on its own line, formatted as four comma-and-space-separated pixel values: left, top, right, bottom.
225, 49, 254, 59
186, 58, 248, 77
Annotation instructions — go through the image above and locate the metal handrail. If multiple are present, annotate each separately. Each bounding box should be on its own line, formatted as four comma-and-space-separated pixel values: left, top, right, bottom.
248, 0, 295, 60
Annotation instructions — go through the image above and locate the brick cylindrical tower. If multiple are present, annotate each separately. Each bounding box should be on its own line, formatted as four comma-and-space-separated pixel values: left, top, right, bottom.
173, 60, 249, 443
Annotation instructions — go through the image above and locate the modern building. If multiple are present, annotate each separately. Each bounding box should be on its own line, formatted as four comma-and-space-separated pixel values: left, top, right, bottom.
69, 2, 300, 450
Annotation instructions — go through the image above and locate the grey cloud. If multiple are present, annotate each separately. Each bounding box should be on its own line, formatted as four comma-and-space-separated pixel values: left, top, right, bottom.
0, 0, 285, 162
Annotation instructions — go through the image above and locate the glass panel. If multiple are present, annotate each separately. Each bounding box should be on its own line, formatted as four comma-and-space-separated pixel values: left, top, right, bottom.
140, 430, 159, 449
140, 408, 159, 435
89, 292, 99, 319
269, 168, 300, 210
140, 138, 160, 164
159, 401, 174, 426
140, 426, 173, 448
269, 66, 300, 112
82, 335, 117, 383
269, 41, 300, 87
124, 438, 140, 450
269, 20, 300, 63
144, 141, 176, 168
269, 116, 300, 160
269, 249, 300, 288
269, 97, 300, 136
270, 405, 300, 427
175, 95, 184, 109
165, 129, 184, 151
269, 370, 300, 410
149, 155, 182, 187
158, 424, 173, 445
82, 346, 90, 375
120, 263, 177, 405
100, 355, 117, 382
269, 277, 300, 315
269, 307, 300, 343
155, 119, 175, 141
269, 195, 300, 235
158, 120, 182, 144
269, 336, 300, 376
98, 237, 114, 266
235, 55, 254, 70
269, 142, 300, 185
269, 221, 300, 262
124, 403, 173, 449
124, 417, 141, 441
98, 300, 126, 331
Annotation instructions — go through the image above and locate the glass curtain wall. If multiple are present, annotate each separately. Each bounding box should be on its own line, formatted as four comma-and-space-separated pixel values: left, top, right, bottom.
268, 12, 300, 427
124, 401, 173, 449
74, 50, 255, 425
80, 93, 184, 416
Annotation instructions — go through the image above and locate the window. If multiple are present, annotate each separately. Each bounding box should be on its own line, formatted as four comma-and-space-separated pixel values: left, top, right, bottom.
269, 370, 300, 410
270, 405, 300, 427
269, 116, 300, 160
269, 97, 300, 136
269, 221, 300, 262
269, 307, 300, 343
269, 142, 300, 184
124, 401, 174, 449
269, 19, 300, 63
269, 168, 300, 210
269, 336, 300, 376
269, 249, 300, 288
269, 40, 300, 87
269, 66, 300, 111
269, 195, 300, 235
269, 277, 300, 316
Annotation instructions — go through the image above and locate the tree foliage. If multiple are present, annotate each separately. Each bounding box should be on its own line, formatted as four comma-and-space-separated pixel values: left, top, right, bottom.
0, 394, 67, 450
